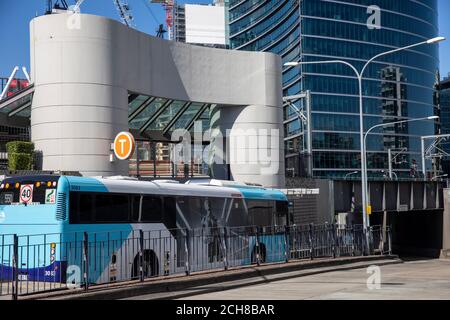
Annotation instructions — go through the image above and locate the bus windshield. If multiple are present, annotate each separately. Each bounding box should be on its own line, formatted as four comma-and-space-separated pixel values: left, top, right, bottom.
0, 175, 59, 205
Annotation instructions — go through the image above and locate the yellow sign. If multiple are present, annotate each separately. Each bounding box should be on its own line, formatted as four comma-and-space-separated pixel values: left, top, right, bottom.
366, 205, 372, 215
113, 131, 136, 160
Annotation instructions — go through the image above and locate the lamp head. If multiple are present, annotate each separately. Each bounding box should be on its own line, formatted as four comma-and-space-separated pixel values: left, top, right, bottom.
284, 62, 300, 67
427, 116, 439, 120
427, 37, 446, 44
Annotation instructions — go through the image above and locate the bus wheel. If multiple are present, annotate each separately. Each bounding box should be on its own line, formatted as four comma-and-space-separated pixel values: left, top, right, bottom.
251, 243, 266, 264
132, 250, 159, 279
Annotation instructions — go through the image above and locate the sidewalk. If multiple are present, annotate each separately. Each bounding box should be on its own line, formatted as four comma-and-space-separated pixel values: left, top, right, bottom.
20, 255, 401, 300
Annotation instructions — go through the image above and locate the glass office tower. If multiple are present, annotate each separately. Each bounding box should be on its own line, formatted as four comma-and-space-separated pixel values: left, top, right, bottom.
439, 77, 450, 175
229, 0, 439, 179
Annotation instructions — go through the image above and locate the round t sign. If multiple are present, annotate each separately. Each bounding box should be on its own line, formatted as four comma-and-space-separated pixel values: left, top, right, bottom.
20, 184, 33, 204
113, 131, 135, 160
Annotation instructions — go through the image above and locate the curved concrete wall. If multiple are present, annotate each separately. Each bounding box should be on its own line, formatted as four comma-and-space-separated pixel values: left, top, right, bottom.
30, 13, 284, 187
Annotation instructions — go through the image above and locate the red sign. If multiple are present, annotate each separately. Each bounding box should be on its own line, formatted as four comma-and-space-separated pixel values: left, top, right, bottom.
20, 184, 33, 204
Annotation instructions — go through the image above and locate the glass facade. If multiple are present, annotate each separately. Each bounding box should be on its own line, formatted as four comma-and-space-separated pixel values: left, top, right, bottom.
229, 0, 439, 179
439, 78, 450, 175
127, 93, 212, 178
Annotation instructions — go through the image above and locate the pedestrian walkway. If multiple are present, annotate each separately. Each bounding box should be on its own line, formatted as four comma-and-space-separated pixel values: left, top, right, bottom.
180, 259, 450, 300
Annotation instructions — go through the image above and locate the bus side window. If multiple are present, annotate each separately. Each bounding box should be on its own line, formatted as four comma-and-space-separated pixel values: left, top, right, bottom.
95, 194, 129, 223
247, 200, 272, 227
141, 196, 162, 222
227, 198, 249, 227
163, 196, 176, 229
131, 195, 141, 222
70, 192, 95, 223
276, 201, 288, 226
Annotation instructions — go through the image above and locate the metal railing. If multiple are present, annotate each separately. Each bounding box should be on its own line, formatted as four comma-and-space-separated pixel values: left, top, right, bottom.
0, 223, 391, 299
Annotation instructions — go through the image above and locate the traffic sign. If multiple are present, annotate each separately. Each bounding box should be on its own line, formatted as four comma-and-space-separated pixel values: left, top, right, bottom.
45, 189, 56, 204
113, 131, 135, 160
20, 184, 33, 204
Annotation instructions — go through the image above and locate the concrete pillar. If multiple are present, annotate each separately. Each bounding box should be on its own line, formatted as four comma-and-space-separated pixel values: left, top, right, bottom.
30, 14, 129, 176
31, 84, 129, 176
441, 189, 450, 258
209, 104, 285, 188
29, 13, 283, 181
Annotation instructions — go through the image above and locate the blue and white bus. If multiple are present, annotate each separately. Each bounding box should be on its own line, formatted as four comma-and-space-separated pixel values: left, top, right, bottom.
0, 175, 289, 285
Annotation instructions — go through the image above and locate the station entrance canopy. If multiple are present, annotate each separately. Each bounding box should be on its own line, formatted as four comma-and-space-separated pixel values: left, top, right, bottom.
128, 93, 211, 142
0, 85, 34, 124
0, 88, 211, 143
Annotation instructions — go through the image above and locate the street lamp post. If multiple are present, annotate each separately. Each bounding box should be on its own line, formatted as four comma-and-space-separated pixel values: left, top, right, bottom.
285, 36, 445, 254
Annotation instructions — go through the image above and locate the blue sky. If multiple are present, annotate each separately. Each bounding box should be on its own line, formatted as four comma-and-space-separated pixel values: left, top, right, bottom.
0, 0, 211, 77
1, 0, 450, 79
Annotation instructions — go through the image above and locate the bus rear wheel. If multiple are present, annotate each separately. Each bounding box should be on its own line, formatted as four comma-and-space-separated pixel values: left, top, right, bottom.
251, 243, 266, 264
132, 250, 159, 279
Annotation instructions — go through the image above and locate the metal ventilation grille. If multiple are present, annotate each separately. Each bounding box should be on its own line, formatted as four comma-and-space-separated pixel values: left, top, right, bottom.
56, 193, 67, 221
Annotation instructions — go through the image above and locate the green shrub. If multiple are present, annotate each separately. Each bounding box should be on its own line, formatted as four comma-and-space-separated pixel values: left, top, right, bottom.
6, 141, 34, 155
8, 153, 33, 170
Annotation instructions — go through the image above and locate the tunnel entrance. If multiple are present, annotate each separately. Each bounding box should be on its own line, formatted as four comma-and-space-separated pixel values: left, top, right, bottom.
370, 210, 443, 258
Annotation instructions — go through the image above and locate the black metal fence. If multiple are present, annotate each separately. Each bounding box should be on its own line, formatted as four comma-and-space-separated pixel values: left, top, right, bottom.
0, 224, 391, 300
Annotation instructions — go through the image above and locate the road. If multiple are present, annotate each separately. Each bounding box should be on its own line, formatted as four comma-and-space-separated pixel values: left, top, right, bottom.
179, 259, 450, 300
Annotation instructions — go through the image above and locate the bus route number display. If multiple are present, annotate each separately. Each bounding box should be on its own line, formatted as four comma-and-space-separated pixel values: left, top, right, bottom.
20, 184, 33, 204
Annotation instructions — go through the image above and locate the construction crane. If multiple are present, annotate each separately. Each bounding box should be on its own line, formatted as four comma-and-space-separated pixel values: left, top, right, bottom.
112, 0, 135, 28
71, 0, 86, 13
45, 0, 69, 14
156, 24, 167, 38
141, 0, 166, 38
151, 0, 174, 39
45, 0, 135, 28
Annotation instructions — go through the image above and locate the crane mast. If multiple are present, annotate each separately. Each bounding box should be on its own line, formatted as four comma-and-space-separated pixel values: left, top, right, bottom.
151, 0, 174, 40
112, 0, 135, 28
45, 0, 135, 28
